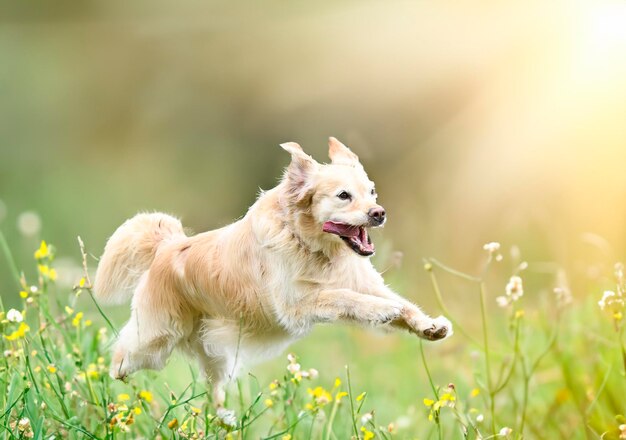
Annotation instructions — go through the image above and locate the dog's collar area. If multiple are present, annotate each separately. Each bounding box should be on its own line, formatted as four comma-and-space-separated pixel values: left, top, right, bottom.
322, 221, 374, 256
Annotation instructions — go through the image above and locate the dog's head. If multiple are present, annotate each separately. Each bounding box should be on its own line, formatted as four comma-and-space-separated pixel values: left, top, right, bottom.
280, 137, 385, 257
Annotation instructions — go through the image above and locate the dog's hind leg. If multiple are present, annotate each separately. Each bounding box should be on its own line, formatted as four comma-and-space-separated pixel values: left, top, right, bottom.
110, 279, 183, 379
110, 309, 178, 379
187, 340, 229, 407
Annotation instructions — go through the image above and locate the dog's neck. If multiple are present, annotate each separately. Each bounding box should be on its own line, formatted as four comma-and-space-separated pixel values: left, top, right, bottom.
260, 182, 347, 262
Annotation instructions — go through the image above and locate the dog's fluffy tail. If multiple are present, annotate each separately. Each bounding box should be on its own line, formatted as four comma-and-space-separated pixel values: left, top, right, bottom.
94, 212, 185, 305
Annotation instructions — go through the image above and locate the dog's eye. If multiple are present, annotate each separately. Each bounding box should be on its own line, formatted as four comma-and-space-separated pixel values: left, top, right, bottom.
371, 188, 376, 196
337, 191, 352, 201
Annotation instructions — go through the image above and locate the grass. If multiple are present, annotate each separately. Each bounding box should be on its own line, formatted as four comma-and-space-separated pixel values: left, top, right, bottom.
0, 234, 625, 439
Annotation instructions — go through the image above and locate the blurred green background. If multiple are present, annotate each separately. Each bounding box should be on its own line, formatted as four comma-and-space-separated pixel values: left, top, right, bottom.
2, 0, 626, 431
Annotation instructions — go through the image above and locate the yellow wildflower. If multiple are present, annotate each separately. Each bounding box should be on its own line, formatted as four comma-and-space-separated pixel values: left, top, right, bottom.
191, 406, 201, 415
118, 393, 130, 402
167, 418, 178, 429
440, 392, 456, 402
361, 426, 375, 440
86, 363, 99, 379
269, 381, 278, 391
72, 312, 83, 327
79, 277, 86, 288
5, 322, 30, 341
19, 290, 28, 299
264, 398, 274, 408
37, 264, 57, 280
281, 435, 292, 440
334, 378, 341, 388
47, 365, 57, 374
85, 319, 92, 327
65, 306, 74, 315
356, 392, 366, 401
423, 398, 435, 407
139, 390, 153, 402
34, 241, 49, 259
335, 391, 348, 402
307, 386, 332, 406
133, 407, 142, 415
38, 265, 49, 277
470, 388, 480, 397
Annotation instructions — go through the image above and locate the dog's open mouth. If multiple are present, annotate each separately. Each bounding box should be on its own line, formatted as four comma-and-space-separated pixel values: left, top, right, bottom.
322, 221, 374, 256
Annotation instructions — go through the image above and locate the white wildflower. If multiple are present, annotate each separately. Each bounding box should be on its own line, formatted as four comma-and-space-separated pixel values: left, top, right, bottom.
216, 407, 237, 428
619, 423, 626, 439
7, 309, 23, 323
598, 290, 623, 311
361, 412, 373, 425
476, 414, 484, 423
496, 296, 509, 308
287, 363, 301, 374
498, 427, 512, 436
308, 368, 319, 379
17, 417, 31, 431
287, 353, 296, 363
505, 276, 523, 300
483, 242, 501, 254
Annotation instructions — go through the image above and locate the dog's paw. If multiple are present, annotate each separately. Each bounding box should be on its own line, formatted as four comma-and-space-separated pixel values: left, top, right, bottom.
110, 349, 130, 381
418, 316, 453, 341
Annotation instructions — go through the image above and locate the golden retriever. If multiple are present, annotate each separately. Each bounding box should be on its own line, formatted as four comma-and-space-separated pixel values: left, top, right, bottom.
94, 137, 452, 406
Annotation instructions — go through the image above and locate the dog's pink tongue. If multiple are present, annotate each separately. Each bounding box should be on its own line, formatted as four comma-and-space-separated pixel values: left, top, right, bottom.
322, 221, 360, 237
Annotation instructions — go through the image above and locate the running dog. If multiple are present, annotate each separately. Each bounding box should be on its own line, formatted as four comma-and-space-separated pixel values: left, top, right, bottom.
94, 137, 452, 405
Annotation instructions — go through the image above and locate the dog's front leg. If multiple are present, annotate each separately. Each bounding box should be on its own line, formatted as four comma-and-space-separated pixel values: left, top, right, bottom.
365, 286, 453, 341
308, 289, 404, 327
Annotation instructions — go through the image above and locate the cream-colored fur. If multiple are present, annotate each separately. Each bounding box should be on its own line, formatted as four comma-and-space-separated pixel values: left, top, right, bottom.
94, 137, 452, 406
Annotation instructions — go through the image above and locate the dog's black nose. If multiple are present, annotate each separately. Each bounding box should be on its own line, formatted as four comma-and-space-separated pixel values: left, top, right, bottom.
368, 207, 386, 224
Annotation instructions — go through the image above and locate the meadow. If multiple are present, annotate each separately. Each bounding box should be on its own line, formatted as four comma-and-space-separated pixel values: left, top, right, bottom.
3, 0, 626, 438
1, 232, 624, 440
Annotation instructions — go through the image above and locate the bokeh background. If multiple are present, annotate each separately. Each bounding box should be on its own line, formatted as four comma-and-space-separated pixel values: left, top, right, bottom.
2, 0, 626, 433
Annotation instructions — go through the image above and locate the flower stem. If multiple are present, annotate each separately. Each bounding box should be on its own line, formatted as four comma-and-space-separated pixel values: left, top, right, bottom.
479, 281, 496, 436
324, 400, 339, 440
419, 340, 439, 400
0, 228, 21, 294
426, 265, 484, 349
419, 340, 443, 440
345, 365, 360, 439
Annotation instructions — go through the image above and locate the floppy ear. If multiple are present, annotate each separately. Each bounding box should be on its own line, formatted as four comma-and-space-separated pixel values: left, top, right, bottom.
328, 137, 361, 167
280, 142, 318, 203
